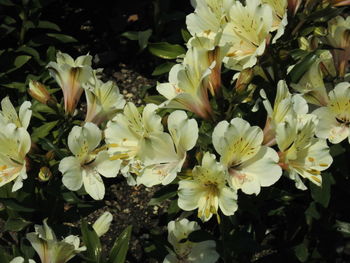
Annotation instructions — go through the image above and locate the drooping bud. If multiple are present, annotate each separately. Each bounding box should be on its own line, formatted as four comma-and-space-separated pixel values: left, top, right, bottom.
235, 68, 254, 93
287, 0, 302, 16
28, 80, 51, 104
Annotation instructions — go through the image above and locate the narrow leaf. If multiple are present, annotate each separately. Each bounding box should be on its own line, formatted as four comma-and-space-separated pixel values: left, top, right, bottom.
109, 225, 132, 263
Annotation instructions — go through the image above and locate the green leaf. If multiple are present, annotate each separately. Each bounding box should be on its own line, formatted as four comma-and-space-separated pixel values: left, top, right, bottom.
5, 55, 32, 73
0, 247, 11, 263
31, 121, 58, 142
148, 42, 186, 59
0, 0, 15, 6
14, 55, 32, 68
144, 95, 166, 105
138, 29, 152, 51
37, 20, 61, 31
152, 62, 175, 76
305, 202, 320, 221
181, 28, 192, 43
310, 173, 335, 208
80, 219, 102, 263
294, 242, 308, 262
121, 31, 139, 41
109, 225, 132, 263
148, 184, 178, 206
1, 198, 35, 212
38, 138, 67, 159
17, 46, 41, 61
46, 33, 77, 43
335, 220, 350, 237
31, 121, 59, 142
1, 82, 26, 92
289, 53, 318, 83
5, 217, 31, 231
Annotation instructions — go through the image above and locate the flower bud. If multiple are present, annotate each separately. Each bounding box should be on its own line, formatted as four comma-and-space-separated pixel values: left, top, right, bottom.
235, 68, 254, 93
287, 0, 302, 16
28, 80, 51, 104
326, 0, 350, 6
38, 167, 52, 182
45, 150, 55, 161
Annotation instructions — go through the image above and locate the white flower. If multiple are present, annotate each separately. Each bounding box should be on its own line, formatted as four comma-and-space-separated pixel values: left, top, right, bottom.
261, 80, 308, 146
178, 152, 237, 222
47, 51, 93, 114
93, 211, 113, 237
262, 0, 288, 43
276, 116, 333, 189
221, 0, 273, 70
26, 219, 86, 263
164, 218, 219, 263
84, 71, 125, 124
0, 97, 31, 129
186, 0, 233, 40
313, 82, 350, 144
326, 16, 350, 77
59, 122, 121, 200
0, 123, 31, 192
213, 118, 282, 195
156, 40, 215, 119
105, 102, 165, 184
291, 51, 334, 106
137, 110, 198, 187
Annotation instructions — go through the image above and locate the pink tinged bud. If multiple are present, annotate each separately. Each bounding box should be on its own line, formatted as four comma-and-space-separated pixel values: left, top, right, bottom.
287, 0, 302, 16
330, 0, 350, 6
207, 47, 222, 96
28, 80, 51, 104
262, 118, 277, 147
235, 68, 254, 93
63, 67, 85, 115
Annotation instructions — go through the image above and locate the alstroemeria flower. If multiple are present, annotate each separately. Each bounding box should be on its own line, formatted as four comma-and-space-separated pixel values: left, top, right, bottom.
213, 118, 282, 195
0, 123, 31, 191
164, 218, 219, 263
156, 40, 215, 119
137, 110, 198, 187
178, 152, 237, 222
187, 35, 229, 96
0, 97, 31, 129
291, 51, 334, 106
186, 0, 233, 40
261, 80, 308, 146
276, 116, 333, 189
326, 16, 350, 77
313, 82, 350, 144
105, 102, 165, 184
26, 219, 86, 263
221, 0, 273, 70
47, 52, 93, 114
262, 0, 288, 43
59, 122, 121, 200
84, 71, 125, 124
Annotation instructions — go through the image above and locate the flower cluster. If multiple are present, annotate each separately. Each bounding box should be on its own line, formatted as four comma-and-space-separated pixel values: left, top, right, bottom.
1, 0, 350, 262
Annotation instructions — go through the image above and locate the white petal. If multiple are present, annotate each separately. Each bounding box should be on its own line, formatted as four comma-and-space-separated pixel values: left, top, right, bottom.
95, 151, 121, 178
59, 157, 83, 191
82, 169, 105, 200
